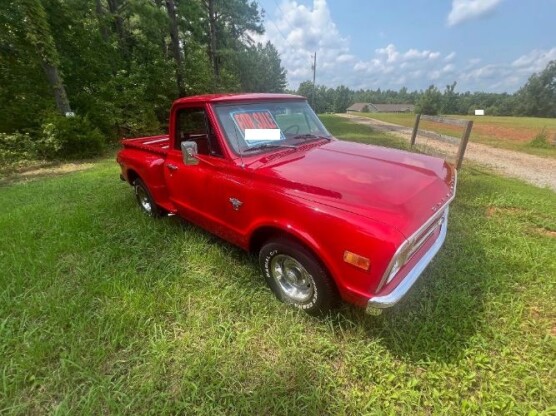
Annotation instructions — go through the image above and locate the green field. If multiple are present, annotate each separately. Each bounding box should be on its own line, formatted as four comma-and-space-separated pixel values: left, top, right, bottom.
1, 117, 555, 414
355, 112, 556, 158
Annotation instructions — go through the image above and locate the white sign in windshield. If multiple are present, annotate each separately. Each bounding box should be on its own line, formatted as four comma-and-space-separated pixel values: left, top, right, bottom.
244, 128, 281, 141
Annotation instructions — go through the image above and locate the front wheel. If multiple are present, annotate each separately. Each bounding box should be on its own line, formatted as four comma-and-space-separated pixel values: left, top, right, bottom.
259, 238, 337, 315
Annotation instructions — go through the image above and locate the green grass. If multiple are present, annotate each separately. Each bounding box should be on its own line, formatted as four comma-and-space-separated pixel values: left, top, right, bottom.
1, 118, 555, 414
356, 112, 556, 158
320, 114, 411, 149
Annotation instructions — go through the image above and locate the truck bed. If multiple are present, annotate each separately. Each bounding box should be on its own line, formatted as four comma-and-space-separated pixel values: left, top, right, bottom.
121, 135, 170, 156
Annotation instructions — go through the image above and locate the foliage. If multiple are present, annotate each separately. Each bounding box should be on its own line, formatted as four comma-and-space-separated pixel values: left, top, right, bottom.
20, 0, 59, 66
528, 128, 554, 149
40, 114, 106, 159
415, 85, 442, 115
515, 60, 556, 118
236, 42, 287, 93
0, 132, 38, 166
0, 0, 287, 165
442, 81, 458, 114
295, 61, 556, 118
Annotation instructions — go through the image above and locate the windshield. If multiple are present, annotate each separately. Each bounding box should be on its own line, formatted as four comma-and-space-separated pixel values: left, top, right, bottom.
213, 100, 332, 154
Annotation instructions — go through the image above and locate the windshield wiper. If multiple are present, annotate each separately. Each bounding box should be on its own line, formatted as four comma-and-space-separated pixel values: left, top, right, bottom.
291, 134, 332, 142
243, 142, 297, 153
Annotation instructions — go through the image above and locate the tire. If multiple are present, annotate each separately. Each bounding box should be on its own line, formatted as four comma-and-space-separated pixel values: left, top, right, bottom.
259, 237, 337, 315
133, 178, 162, 217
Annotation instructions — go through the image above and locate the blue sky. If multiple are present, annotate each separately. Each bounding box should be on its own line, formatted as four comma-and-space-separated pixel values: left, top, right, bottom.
254, 0, 556, 92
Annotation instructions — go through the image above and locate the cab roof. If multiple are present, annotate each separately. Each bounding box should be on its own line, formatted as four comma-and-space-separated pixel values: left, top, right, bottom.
173, 93, 306, 105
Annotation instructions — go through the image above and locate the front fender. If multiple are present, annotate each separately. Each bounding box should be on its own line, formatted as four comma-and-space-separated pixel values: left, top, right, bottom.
246, 198, 405, 306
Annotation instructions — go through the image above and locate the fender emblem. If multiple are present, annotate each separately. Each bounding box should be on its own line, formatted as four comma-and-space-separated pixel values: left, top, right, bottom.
229, 197, 243, 211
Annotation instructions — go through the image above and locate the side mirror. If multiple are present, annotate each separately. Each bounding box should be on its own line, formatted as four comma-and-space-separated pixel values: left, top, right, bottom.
181, 141, 199, 165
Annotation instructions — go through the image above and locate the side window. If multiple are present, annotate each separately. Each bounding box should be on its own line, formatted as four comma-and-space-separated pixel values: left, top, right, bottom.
175, 108, 222, 157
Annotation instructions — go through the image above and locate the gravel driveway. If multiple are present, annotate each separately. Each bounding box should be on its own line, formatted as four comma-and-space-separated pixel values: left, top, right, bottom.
339, 114, 556, 192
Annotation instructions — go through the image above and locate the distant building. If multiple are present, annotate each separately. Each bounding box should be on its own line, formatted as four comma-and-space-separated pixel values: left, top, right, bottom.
346, 103, 415, 113
346, 103, 370, 113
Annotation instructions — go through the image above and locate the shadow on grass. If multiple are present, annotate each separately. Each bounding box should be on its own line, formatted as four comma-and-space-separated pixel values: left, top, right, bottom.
321, 170, 515, 365
162, 200, 489, 365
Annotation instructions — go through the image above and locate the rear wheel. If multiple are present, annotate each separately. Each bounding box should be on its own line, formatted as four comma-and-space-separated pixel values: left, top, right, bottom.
259, 238, 337, 315
133, 178, 162, 217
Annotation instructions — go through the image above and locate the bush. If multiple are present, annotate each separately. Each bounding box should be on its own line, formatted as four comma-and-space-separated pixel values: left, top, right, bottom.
0, 132, 38, 166
528, 128, 554, 149
39, 114, 106, 159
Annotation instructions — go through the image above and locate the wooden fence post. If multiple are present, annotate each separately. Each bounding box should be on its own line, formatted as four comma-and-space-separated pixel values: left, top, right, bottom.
456, 120, 473, 169
410, 114, 421, 147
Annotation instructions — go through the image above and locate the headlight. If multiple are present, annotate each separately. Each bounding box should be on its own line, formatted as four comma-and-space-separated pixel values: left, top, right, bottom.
386, 243, 411, 283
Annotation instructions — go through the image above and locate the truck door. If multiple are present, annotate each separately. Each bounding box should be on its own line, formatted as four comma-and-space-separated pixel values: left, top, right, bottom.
164, 107, 222, 226
164, 106, 252, 245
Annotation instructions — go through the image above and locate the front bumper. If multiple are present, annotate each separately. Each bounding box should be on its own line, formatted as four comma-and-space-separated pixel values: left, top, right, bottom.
366, 208, 449, 313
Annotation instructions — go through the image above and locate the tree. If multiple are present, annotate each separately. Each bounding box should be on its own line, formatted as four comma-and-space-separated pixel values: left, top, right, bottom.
20, 0, 72, 115
201, 0, 264, 89
442, 81, 458, 114
334, 86, 352, 113
106, 0, 129, 60
236, 42, 286, 93
416, 85, 442, 115
0, 0, 290, 149
165, 0, 186, 96
0, 1, 52, 131
297, 81, 314, 101
515, 60, 556, 118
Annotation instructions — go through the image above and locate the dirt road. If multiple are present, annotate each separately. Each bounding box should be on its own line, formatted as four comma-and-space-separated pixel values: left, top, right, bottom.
339, 114, 556, 192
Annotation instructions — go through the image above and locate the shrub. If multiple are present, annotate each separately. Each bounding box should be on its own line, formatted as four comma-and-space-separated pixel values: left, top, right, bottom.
0, 132, 38, 165
39, 114, 106, 159
528, 128, 554, 149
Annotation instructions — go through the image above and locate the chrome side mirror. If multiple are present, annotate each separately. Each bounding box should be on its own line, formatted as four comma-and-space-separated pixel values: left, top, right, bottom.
181, 141, 199, 165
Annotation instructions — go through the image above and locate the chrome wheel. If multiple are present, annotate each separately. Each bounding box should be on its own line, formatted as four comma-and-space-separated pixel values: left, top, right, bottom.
135, 184, 152, 214
270, 254, 314, 303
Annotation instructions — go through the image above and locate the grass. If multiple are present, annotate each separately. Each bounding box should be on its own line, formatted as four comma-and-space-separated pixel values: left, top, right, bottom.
320, 114, 411, 149
1, 117, 555, 414
356, 112, 556, 158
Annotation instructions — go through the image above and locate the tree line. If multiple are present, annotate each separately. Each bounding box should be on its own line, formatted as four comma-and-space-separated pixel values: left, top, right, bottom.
0, 0, 287, 163
296, 60, 556, 118
1, 0, 554, 167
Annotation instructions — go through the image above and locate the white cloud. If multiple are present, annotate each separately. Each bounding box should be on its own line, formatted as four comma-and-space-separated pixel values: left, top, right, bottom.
255, 0, 352, 84
444, 52, 457, 62
511, 48, 556, 72
258, 0, 553, 93
447, 0, 503, 26
460, 47, 556, 91
352, 44, 454, 90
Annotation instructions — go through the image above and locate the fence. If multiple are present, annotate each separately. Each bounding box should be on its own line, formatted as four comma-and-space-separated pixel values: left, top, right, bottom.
410, 114, 473, 169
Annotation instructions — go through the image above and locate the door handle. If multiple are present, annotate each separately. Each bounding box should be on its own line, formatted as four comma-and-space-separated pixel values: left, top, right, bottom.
166, 163, 178, 171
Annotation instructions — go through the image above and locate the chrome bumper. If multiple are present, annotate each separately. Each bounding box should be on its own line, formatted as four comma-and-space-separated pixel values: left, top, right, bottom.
366, 208, 449, 313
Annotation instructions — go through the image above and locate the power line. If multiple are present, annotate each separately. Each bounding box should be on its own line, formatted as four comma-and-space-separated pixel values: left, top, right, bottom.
263, 0, 315, 91
271, 0, 298, 36
267, 19, 297, 51
265, 0, 311, 57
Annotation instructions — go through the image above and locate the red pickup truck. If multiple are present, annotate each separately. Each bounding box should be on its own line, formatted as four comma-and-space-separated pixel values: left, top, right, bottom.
116, 93, 456, 315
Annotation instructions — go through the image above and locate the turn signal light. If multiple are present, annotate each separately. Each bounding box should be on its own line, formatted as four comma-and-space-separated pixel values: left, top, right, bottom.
343, 251, 371, 271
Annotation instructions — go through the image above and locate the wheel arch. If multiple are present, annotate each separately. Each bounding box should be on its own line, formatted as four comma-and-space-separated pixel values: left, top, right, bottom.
126, 168, 140, 185
248, 224, 339, 291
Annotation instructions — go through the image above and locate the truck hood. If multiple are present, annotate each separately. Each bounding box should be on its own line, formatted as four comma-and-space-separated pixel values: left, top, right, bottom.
253, 140, 456, 238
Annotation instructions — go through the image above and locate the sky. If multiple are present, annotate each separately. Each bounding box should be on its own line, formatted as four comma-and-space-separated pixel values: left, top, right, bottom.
254, 0, 556, 93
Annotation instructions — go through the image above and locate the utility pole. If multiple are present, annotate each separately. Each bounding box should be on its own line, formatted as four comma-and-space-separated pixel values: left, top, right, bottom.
311, 51, 317, 109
